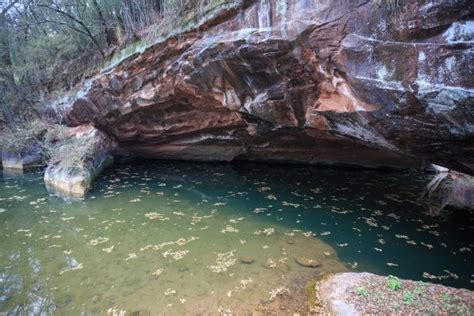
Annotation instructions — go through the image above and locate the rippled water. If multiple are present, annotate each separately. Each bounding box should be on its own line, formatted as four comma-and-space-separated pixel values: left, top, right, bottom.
0, 161, 473, 314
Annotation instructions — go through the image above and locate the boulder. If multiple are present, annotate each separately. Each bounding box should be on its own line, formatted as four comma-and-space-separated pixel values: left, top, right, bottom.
295, 256, 321, 268
240, 256, 255, 264
423, 170, 474, 215
44, 125, 116, 199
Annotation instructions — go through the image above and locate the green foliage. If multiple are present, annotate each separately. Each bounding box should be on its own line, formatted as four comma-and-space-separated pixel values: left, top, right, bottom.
441, 293, 452, 303
403, 291, 415, 305
413, 281, 425, 296
12, 28, 94, 92
356, 287, 368, 296
1, 0, 238, 115
387, 275, 402, 291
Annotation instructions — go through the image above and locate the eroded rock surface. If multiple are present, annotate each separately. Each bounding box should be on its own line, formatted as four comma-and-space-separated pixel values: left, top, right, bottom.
56, 0, 473, 173
44, 125, 116, 199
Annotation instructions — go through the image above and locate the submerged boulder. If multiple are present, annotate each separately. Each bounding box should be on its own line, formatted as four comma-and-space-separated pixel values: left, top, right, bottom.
240, 256, 255, 264
44, 125, 116, 199
295, 256, 322, 268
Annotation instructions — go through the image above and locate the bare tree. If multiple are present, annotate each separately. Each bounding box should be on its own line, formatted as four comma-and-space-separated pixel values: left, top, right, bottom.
37, 2, 106, 57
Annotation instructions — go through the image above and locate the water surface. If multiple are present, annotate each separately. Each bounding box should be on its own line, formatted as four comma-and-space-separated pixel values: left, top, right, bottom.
0, 162, 473, 314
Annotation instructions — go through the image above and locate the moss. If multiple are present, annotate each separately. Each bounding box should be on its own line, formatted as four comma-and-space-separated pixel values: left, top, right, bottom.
304, 278, 318, 309
305, 272, 334, 311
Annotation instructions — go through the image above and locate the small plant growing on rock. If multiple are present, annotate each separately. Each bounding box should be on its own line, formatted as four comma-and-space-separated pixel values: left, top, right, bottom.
403, 291, 415, 305
356, 287, 368, 296
442, 292, 452, 303
387, 275, 402, 291
413, 281, 425, 296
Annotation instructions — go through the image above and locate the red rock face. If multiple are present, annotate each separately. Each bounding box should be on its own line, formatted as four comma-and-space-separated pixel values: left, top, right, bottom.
62, 0, 474, 174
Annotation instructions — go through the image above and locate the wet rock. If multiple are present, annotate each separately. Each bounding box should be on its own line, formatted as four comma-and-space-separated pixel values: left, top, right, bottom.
240, 256, 255, 264
55, 0, 472, 174
423, 170, 474, 215
295, 257, 321, 268
262, 262, 275, 269
130, 310, 151, 316
91, 295, 100, 303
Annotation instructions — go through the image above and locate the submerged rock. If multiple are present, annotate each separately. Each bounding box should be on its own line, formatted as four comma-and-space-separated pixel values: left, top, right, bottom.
240, 256, 255, 264
295, 256, 321, 268
44, 125, 116, 199
52, 0, 473, 174
130, 310, 151, 316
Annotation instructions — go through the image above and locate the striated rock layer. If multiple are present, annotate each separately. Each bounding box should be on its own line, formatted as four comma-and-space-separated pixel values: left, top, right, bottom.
56, 0, 473, 173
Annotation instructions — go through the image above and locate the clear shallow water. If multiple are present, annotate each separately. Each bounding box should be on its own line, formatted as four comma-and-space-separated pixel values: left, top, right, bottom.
0, 161, 473, 314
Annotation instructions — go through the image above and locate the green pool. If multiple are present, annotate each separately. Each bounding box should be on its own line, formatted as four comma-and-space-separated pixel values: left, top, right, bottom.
1, 161, 472, 314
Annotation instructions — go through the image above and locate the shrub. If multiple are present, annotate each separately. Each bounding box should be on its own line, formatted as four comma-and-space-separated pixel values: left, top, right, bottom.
0, 119, 47, 153
387, 275, 402, 291
403, 291, 415, 305
356, 287, 368, 296
42, 125, 100, 174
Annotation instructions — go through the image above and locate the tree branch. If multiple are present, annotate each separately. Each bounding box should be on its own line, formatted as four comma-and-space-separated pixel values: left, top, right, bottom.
37, 4, 105, 57
1, 0, 20, 16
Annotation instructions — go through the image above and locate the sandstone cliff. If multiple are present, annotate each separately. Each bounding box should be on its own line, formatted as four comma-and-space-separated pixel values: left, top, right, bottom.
50, 0, 474, 174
